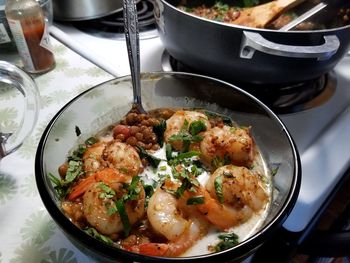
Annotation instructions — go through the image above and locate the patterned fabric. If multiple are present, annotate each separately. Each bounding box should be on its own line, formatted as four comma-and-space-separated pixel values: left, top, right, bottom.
0, 37, 113, 263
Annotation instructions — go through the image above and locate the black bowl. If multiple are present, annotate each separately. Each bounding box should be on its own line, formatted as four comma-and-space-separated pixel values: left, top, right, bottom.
35, 72, 301, 262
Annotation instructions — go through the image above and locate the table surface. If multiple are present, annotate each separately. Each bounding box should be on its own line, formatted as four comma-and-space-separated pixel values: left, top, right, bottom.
0, 37, 114, 263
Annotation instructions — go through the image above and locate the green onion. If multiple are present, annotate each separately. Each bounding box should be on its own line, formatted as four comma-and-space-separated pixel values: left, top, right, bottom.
127, 176, 141, 200
186, 196, 205, 205
115, 199, 131, 236
98, 183, 116, 199
165, 143, 173, 160
214, 175, 224, 203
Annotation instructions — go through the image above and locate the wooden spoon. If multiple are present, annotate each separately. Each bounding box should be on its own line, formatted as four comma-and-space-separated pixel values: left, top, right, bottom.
231, 0, 307, 28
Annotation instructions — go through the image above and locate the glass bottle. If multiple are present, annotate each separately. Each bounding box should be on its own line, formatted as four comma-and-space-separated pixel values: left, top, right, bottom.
5, 0, 55, 74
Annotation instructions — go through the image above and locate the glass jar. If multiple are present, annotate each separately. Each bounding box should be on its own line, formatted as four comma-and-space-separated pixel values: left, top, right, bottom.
0, 0, 17, 51
5, 0, 55, 74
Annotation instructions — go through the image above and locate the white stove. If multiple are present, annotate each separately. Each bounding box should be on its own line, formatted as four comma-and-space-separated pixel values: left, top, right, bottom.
52, 14, 350, 236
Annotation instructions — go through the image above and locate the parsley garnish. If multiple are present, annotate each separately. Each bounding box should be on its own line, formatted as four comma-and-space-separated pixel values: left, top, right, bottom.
84, 227, 114, 245
189, 120, 207, 135
210, 232, 239, 252
49, 173, 69, 199
153, 120, 166, 146
136, 146, 162, 168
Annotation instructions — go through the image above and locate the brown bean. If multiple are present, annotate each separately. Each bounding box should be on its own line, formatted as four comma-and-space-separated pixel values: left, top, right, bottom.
126, 113, 138, 125
115, 134, 125, 141
152, 144, 160, 151
135, 132, 144, 141
126, 136, 137, 146
58, 163, 68, 178
130, 126, 140, 135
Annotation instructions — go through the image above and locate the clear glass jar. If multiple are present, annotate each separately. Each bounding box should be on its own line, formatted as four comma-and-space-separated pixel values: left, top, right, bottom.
5, 0, 55, 74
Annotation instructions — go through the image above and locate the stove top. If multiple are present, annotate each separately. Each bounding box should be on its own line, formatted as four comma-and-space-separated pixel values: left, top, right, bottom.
72, 0, 158, 40
161, 50, 337, 114
51, 18, 350, 233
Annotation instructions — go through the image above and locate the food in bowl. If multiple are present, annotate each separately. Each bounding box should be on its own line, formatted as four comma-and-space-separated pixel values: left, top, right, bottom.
49, 107, 272, 257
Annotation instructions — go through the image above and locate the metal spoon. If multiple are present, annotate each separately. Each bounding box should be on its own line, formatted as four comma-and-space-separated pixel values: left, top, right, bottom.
123, 0, 145, 113
279, 2, 327, 31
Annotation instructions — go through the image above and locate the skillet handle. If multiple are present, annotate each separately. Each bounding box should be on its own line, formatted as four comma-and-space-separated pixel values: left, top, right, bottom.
240, 31, 340, 61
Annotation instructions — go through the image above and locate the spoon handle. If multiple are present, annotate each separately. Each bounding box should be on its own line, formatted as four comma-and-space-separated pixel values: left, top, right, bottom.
123, 0, 142, 107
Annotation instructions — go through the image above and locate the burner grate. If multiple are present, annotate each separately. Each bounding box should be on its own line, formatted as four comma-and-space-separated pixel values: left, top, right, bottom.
161, 50, 336, 114
73, 0, 158, 40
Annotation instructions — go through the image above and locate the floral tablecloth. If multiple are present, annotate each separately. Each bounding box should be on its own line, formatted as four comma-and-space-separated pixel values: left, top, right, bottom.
0, 38, 114, 263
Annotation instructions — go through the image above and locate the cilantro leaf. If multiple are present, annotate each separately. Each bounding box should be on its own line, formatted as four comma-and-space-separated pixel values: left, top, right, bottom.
212, 232, 239, 252
136, 146, 162, 168
84, 227, 114, 245
189, 120, 207, 135
153, 120, 166, 146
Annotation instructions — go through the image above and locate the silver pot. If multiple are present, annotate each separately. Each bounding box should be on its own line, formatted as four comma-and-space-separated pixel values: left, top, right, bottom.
52, 0, 123, 21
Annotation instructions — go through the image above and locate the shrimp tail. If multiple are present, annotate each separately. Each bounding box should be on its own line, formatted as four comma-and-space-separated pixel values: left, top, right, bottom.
67, 175, 96, 201
127, 243, 169, 256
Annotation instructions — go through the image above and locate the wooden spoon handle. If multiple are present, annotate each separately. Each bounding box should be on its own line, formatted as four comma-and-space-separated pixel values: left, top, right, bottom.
232, 0, 307, 28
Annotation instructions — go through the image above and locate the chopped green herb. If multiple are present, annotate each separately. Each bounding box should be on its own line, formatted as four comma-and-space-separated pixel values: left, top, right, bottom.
211, 232, 239, 252
75, 125, 81, 137
106, 203, 118, 216
175, 178, 190, 198
84, 227, 114, 245
214, 175, 224, 203
153, 120, 166, 146
65, 160, 84, 183
211, 155, 231, 169
271, 163, 281, 176
48, 173, 69, 199
98, 183, 116, 199
115, 198, 131, 236
119, 167, 129, 174
204, 110, 233, 126
127, 176, 141, 201
189, 120, 207, 135
165, 143, 173, 160
214, 1, 229, 12
243, 0, 259, 7
85, 137, 97, 146
186, 196, 205, 205
142, 184, 154, 199
68, 144, 86, 162
136, 146, 162, 168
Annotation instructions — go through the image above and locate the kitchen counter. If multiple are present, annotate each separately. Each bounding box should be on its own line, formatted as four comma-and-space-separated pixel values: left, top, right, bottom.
0, 37, 114, 262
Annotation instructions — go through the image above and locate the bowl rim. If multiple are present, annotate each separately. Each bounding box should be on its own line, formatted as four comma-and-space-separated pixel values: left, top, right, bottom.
35, 71, 301, 262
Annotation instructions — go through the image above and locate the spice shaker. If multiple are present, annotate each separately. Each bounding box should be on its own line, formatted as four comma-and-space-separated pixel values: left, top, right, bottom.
5, 0, 55, 74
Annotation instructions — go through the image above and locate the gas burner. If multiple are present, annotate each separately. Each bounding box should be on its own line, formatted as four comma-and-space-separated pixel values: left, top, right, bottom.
73, 0, 158, 40
161, 51, 336, 114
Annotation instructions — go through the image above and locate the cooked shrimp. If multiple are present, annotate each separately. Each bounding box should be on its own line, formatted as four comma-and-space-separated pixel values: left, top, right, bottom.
103, 141, 142, 177
81, 168, 146, 235
83, 142, 106, 174
191, 165, 268, 230
164, 110, 211, 151
200, 125, 255, 169
127, 188, 208, 256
